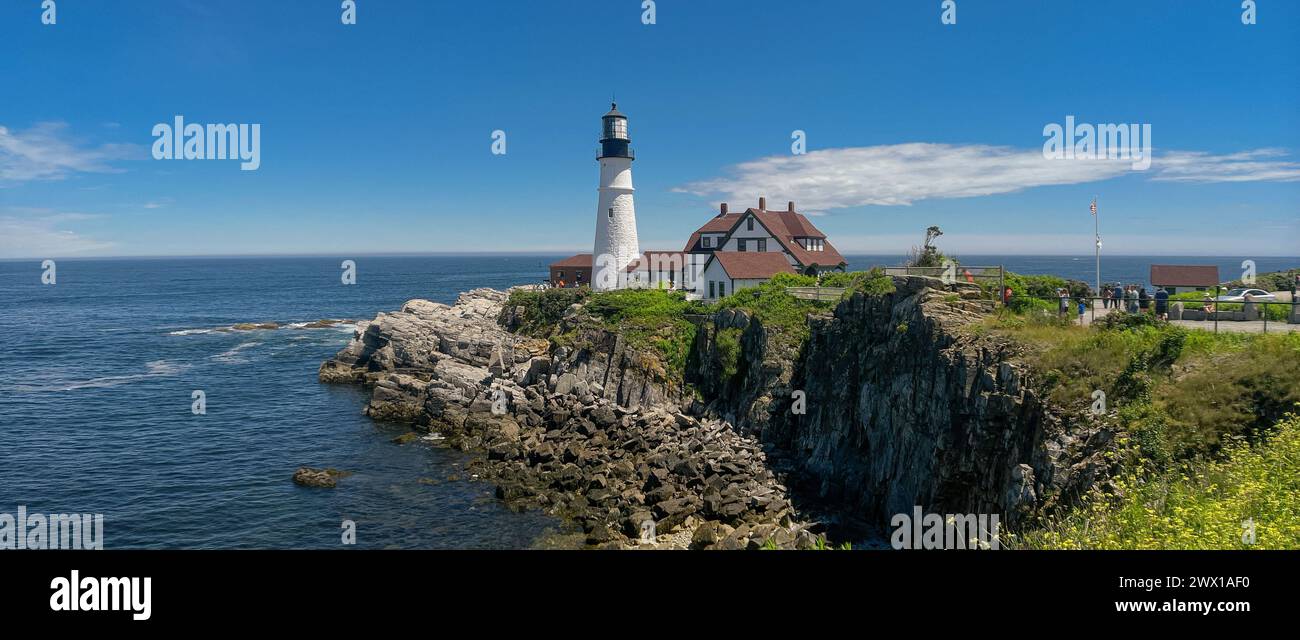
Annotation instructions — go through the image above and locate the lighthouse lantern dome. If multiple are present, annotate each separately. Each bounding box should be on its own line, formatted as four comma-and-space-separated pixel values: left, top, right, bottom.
602, 103, 629, 141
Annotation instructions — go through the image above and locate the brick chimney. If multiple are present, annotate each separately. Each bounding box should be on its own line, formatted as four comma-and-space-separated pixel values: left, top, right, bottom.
788, 201, 795, 212
719, 202, 728, 217
759, 196, 767, 210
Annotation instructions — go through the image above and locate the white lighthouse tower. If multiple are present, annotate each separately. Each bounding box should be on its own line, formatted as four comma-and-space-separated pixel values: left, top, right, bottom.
592, 102, 640, 291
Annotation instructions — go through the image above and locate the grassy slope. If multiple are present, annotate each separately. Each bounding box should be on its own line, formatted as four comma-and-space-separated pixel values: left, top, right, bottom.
973, 306, 1300, 549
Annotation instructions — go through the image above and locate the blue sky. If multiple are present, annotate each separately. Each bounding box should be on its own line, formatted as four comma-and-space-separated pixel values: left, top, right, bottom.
1, 0, 1297, 258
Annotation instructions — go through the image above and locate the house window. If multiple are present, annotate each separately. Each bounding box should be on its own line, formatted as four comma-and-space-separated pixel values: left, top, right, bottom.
747, 217, 754, 231
702, 236, 712, 248
558, 271, 565, 278
709, 281, 716, 298
738, 240, 747, 252
757, 239, 767, 252
719, 281, 726, 297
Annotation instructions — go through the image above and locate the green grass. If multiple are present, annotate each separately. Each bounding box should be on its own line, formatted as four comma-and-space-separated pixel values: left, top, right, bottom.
709, 273, 835, 353
980, 314, 1300, 459
708, 270, 895, 355
503, 287, 590, 336
1013, 410, 1300, 550
506, 287, 707, 383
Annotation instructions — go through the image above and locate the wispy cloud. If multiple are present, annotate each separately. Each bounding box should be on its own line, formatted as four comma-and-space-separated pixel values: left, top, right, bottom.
0, 208, 114, 258
0, 122, 140, 185
676, 144, 1300, 212
1152, 148, 1300, 183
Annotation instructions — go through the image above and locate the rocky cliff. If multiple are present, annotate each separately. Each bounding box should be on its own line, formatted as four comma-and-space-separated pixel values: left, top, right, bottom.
320, 288, 822, 549
689, 276, 1116, 536
322, 278, 1116, 548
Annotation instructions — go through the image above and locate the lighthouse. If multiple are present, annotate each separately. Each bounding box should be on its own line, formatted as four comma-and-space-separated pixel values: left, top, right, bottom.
592, 102, 640, 291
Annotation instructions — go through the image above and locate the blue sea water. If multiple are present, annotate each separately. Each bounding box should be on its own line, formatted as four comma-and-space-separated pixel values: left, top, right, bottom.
1, 254, 1295, 549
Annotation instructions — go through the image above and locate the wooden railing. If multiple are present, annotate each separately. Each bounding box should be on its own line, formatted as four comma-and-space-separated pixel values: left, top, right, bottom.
784, 286, 847, 301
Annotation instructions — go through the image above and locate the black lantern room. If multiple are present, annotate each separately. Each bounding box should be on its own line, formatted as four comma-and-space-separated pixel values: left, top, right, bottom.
599, 103, 633, 160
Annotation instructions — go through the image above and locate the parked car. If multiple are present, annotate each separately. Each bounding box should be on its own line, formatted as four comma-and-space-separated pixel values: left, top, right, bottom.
1214, 288, 1277, 302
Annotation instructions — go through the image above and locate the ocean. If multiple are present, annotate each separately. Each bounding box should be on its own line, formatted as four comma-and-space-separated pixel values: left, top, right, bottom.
1, 254, 1295, 549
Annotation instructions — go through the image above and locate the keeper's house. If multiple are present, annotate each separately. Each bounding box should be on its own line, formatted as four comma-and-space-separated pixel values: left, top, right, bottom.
690, 198, 846, 299
1150, 264, 1220, 294
549, 197, 845, 300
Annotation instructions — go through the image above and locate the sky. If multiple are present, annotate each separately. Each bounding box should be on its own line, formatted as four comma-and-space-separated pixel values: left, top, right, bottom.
1, 0, 1298, 259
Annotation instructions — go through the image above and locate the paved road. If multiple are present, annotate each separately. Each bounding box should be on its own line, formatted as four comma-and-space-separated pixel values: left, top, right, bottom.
1070, 304, 1300, 333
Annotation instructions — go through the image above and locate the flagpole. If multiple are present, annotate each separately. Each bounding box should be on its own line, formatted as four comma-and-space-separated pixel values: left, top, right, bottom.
1094, 196, 1101, 299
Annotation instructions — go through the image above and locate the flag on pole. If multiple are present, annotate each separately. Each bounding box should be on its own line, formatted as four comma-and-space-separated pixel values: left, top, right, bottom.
1090, 199, 1097, 216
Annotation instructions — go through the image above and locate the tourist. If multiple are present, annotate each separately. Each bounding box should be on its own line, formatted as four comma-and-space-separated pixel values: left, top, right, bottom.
1203, 294, 1216, 315
1138, 287, 1150, 313
1003, 285, 1013, 307
1154, 286, 1169, 321
1111, 284, 1124, 310
1126, 286, 1139, 313
1077, 297, 1087, 326
1058, 288, 1070, 318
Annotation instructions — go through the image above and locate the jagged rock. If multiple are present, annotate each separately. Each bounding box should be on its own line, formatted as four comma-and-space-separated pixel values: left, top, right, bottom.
292, 467, 350, 488
689, 274, 1117, 532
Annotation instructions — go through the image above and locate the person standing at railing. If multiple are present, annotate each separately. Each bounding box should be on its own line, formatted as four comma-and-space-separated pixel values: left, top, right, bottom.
1138, 287, 1151, 313
1154, 286, 1169, 321
1077, 297, 1087, 326
1125, 286, 1139, 313
1111, 284, 1123, 310
1058, 288, 1070, 318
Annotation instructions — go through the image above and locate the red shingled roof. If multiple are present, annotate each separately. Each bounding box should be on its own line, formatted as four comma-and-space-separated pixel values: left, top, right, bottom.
710, 251, 797, 279
683, 213, 743, 252
550, 253, 592, 269
749, 209, 845, 268
1150, 264, 1219, 287
684, 207, 845, 270
625, 251, 690, 272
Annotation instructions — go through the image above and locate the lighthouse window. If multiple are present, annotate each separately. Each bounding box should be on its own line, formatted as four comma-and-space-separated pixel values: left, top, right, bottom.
608, 208, 614, 219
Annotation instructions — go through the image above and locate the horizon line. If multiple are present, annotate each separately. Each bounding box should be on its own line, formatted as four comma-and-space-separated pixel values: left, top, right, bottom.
2, 251, 1298, 262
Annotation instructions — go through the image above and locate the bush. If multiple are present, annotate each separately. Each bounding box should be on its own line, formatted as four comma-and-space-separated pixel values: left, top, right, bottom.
816, 268, 891, 294
712, 279, 834, 352
715, 327, 742, 379
504, 287, 589, 335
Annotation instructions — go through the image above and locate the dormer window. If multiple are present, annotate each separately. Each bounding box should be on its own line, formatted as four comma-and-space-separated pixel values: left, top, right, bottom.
702, 236, 712, 248
746, 217, 754, 231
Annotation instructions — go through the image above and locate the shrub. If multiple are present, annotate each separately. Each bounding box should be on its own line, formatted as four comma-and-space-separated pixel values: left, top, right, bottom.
504, 287, 589, 335
715, 327, 742, 379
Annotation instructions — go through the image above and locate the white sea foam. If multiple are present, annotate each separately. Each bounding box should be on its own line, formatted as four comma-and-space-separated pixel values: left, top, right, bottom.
211, 342, 262, 364
12, 360, 191, 392
168, 328, 213, 336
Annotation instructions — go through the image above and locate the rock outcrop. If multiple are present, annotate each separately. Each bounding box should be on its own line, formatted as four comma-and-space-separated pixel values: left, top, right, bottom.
324, 277, 1117, 547
689, 276, 1116, 536
320, 288, 816, 549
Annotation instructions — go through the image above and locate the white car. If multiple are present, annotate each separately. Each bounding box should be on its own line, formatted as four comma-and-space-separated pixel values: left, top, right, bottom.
1214, 288, 1277, 302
